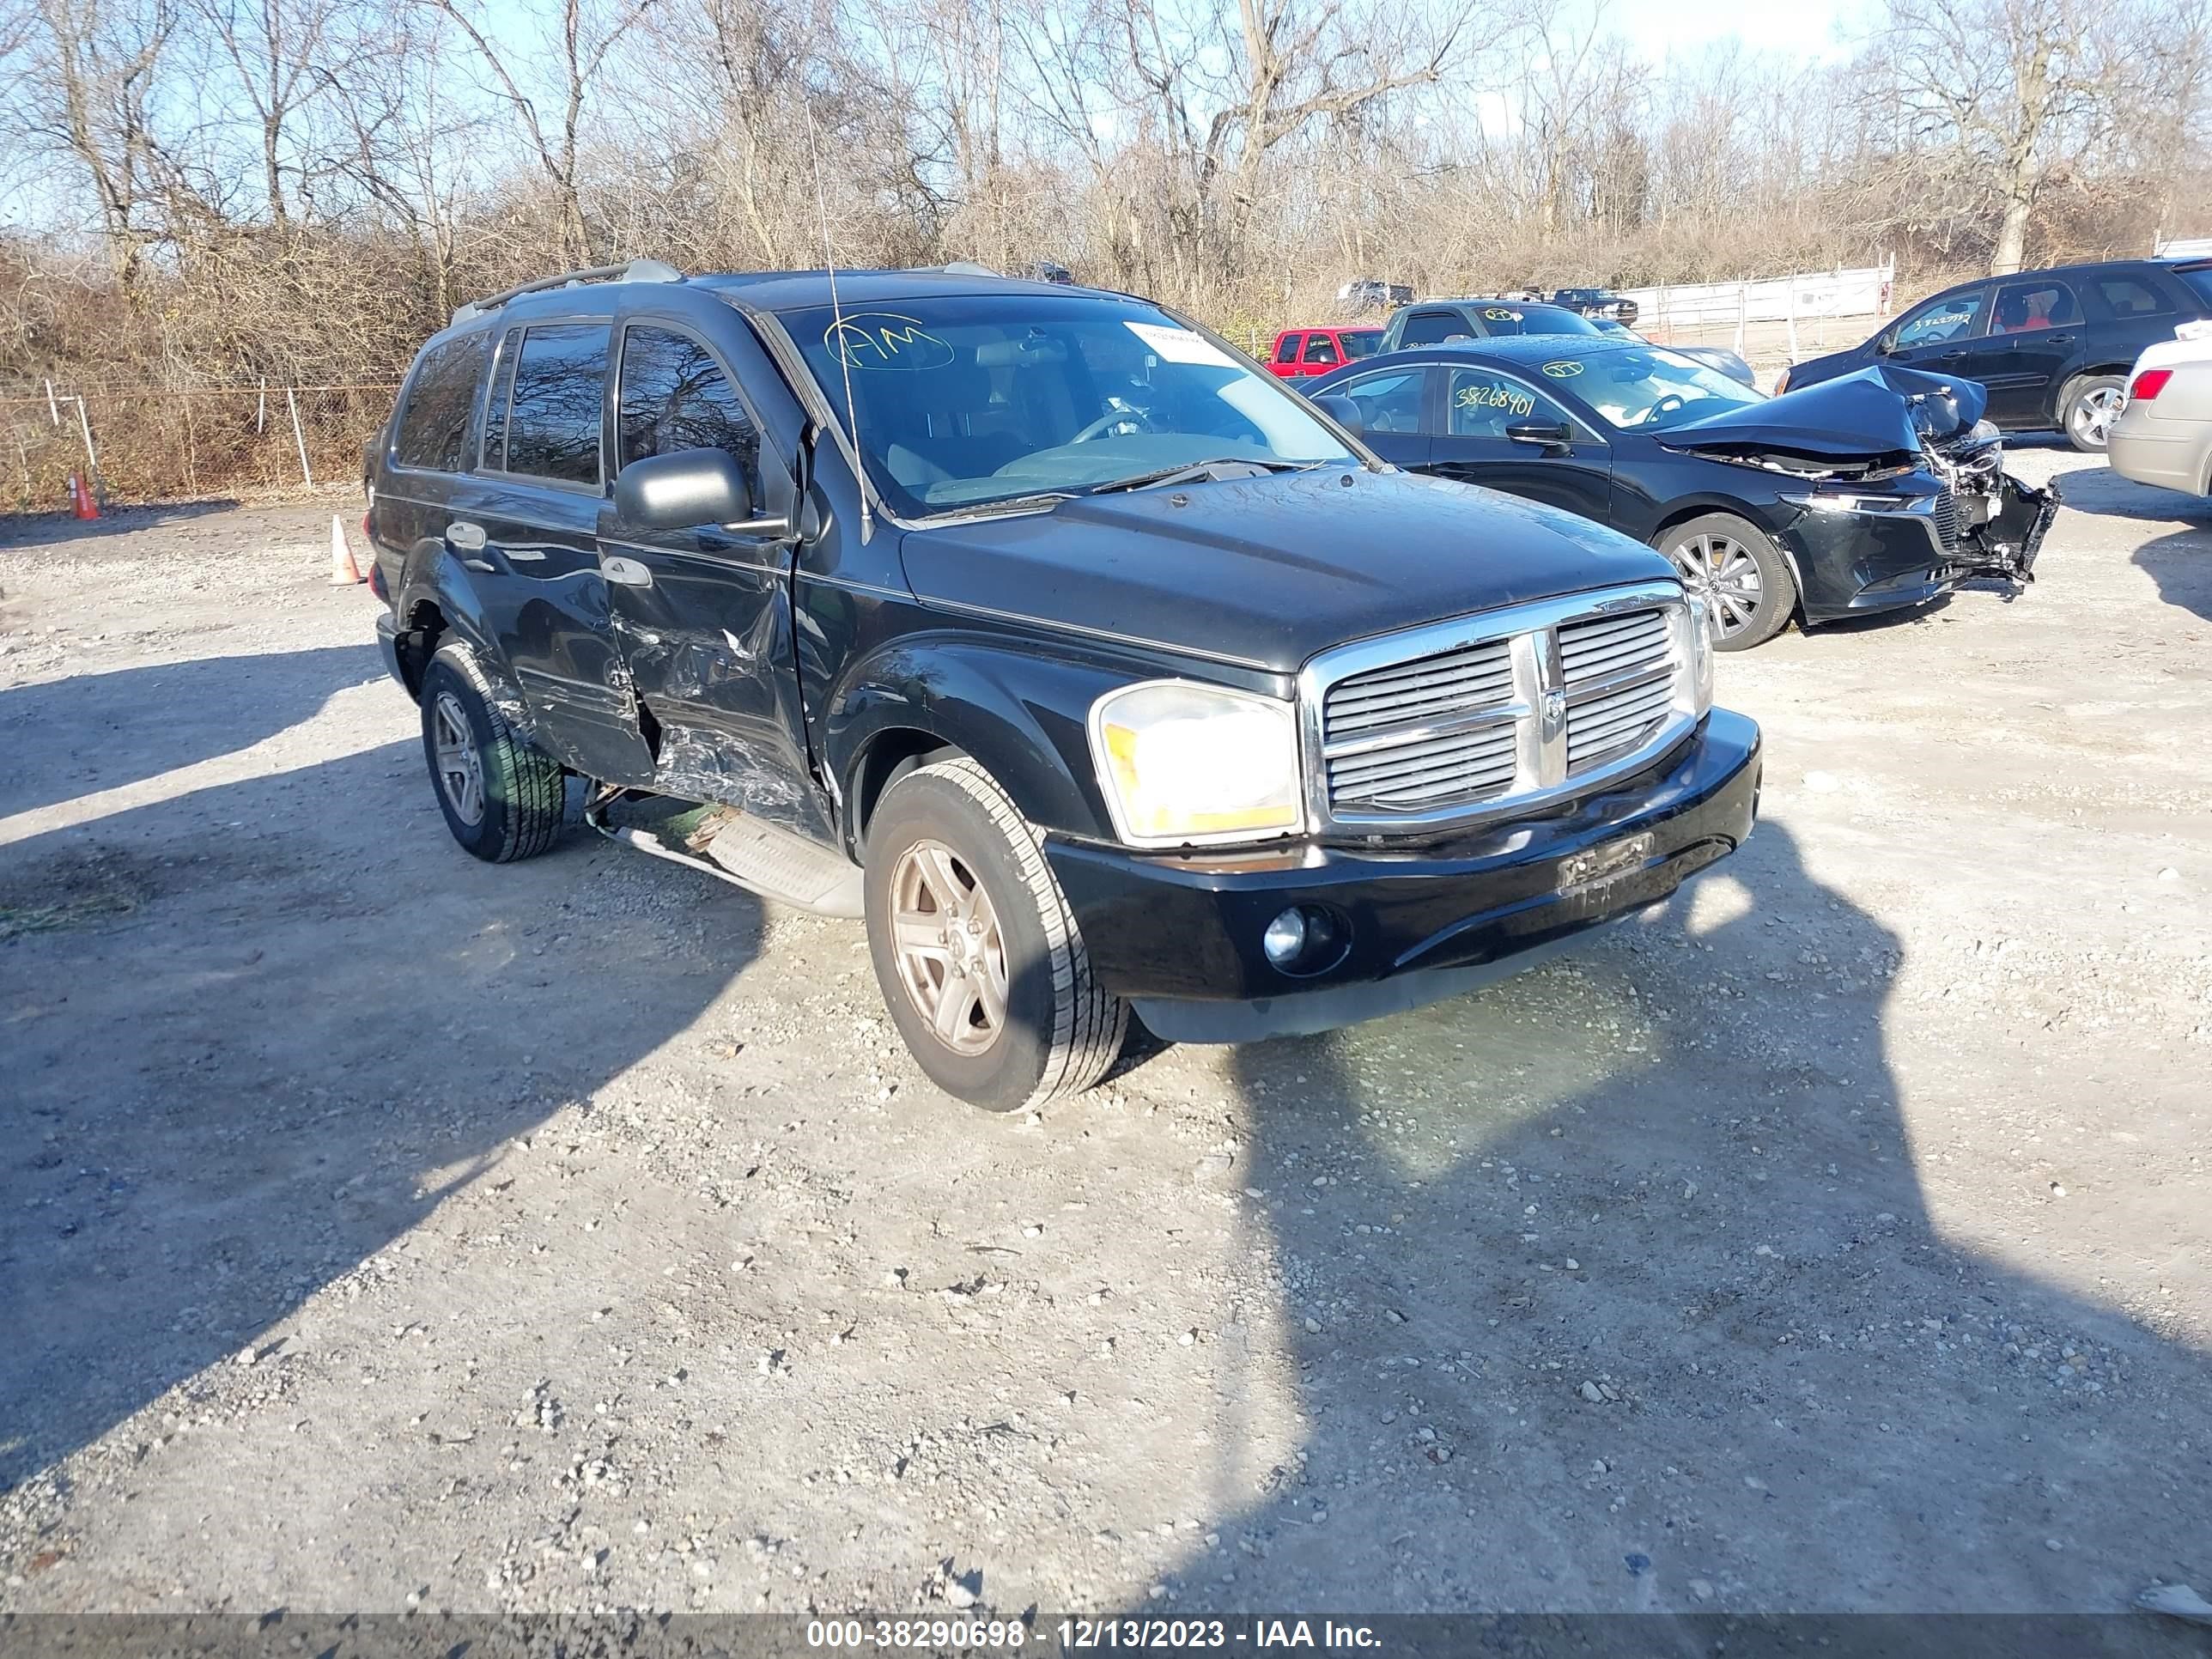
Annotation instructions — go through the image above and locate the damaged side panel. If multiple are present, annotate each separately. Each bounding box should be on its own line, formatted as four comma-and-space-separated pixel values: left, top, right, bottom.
598, 533, 836, 844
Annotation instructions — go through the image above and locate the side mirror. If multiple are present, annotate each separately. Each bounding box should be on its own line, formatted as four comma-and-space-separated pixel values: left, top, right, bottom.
1505, 420, 1571, 450
1312, 393, 1364, 434
613, 447, 788, 534
1875, 330, 1899, 356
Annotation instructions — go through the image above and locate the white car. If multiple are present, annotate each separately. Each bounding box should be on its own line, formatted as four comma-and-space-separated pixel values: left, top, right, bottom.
2107, 324, 2212, 499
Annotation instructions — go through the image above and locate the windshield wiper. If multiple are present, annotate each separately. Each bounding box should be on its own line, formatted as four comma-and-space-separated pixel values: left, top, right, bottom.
913, 490, 1079, 522
1087, 457, 1321, 495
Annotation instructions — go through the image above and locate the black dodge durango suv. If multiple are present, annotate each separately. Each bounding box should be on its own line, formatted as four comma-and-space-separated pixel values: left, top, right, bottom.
366, 260, 1761, 1109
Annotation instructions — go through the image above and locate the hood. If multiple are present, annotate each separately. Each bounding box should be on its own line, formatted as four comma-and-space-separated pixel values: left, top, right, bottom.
896, 467, 1675, 674
1661, 364, 1985, 462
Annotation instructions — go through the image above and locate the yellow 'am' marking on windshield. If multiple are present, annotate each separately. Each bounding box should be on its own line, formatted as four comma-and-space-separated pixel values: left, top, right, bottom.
825, 313, 955, 370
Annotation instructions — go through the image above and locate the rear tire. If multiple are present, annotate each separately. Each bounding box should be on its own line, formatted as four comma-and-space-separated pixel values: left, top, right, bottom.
1656, 514, 1796, 652
865, 757, 1127, 1112
418, 642, 566, 863
2061, 374, 2124, 453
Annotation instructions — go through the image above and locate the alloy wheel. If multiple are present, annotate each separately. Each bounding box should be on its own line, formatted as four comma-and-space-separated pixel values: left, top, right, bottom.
888, 839, 1008, 1056
431, 690, 487, 826
2072, 386, 2123, 447
1670, 532, 1765, 640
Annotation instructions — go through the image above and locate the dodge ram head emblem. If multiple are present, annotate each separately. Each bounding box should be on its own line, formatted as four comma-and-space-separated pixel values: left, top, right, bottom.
1541, 686, 1567, 726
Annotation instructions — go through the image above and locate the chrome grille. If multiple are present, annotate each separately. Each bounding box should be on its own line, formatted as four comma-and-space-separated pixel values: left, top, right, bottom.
1301, 583, 1696, 835
1559, 609, 1675, 775
1567, 673, 1677, 771
1322, 639, 1513, 738
1321, 638, 1517, 812
1559, 609, 1669, 686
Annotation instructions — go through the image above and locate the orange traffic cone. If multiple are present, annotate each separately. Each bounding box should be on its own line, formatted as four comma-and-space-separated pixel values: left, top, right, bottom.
327, 514, 363, 586
69, 473, 100, 520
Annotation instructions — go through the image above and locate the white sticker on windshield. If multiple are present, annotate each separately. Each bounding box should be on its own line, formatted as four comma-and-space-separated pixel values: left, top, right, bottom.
1124, 321, 1237, 368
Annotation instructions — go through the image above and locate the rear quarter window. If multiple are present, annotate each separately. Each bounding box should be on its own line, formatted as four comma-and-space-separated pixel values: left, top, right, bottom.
505, 323, 611, 486
2097, 276, 2174, 319
394, 333, 489, 472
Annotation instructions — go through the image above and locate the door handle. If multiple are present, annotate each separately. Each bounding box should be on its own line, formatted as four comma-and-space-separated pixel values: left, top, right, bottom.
1937, 349, 1968, 362
602, 555, 653, 588
2042, 331, 2075, 344
447, 520, 486, 551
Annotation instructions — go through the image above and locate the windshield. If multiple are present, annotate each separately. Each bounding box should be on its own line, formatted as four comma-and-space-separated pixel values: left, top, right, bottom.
1568, 346, 1766, 430
778, 295, 1356, 517
2178, 264, 2212, 308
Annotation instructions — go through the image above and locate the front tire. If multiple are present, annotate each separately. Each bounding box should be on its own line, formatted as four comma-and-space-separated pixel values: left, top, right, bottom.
1656, 514, 1796, 651
2061, 374, 2124, 453
864, 757, 1127, 1112
418, 642, 567, 862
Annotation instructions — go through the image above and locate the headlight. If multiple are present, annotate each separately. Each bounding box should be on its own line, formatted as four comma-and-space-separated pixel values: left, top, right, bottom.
1683, 597, 1716, 713
1088, 680, 1304, 847
1780, 491, 1916, 514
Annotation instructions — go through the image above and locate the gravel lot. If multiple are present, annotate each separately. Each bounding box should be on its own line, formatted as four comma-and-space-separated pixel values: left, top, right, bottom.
2, 449, 2208, 1623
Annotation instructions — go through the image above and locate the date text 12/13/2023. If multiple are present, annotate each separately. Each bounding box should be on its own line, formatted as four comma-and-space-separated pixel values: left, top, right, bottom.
805, 1619, 1383, 1650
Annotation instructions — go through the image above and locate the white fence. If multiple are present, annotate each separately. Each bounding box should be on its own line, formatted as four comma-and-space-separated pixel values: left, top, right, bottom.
1620, 258, 1897, 330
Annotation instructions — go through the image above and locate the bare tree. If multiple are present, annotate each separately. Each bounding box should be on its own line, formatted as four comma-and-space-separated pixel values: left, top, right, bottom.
1875, 0, 2137, 273
427, 0, 653, 263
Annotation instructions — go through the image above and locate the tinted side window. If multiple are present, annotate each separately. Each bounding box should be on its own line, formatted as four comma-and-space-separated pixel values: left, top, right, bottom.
1273, 334, 1303, 364
394, 333, 487, 472
2098, 276, 2173, 319
1990, 279, 2077, 333
1336, 368, 1427, 434
1396, 310, 1465, 347
617, 325, 760, 489
1895, 289, 1987, 347
506, 323, 610, 485
1448, 368, 1571, 438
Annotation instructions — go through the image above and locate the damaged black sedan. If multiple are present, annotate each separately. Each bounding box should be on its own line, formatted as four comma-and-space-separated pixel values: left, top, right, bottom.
1309, 339, 2056, 649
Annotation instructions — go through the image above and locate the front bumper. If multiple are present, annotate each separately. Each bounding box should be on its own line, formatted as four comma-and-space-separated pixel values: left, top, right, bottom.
1787, 474, 2055, 623
1044, 708, 1761, 1042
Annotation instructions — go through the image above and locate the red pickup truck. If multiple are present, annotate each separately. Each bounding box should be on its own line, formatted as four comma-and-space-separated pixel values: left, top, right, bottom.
1268, 325, 1382, 378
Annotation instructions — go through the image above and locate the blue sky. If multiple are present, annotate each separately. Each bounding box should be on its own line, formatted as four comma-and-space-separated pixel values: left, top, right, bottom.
1606, 0, 1871, 63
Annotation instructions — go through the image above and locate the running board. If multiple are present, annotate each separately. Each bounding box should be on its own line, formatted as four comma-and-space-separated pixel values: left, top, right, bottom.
585, 800, 864, 918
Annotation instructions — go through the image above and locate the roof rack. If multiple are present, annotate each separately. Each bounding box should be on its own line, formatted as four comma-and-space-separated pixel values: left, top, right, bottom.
451, 258, 683, 325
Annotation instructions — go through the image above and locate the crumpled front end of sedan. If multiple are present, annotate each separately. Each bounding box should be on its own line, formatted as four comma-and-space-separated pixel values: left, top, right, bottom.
1662, 365, 2057, 623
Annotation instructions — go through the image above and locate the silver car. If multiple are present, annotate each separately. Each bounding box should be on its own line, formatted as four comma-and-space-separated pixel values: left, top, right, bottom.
2108, 337, 2212, 499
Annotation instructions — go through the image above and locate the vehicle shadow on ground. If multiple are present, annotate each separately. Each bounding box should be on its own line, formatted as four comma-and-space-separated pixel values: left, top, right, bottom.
1165, 821, 2209, 1613
0, 645, 381, 819
0, 499, 240, 550
2133, 528, 2212, 624
0, 647, 760, 1501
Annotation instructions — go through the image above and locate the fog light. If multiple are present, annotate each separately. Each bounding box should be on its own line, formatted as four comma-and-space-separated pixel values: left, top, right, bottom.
1262, 907, 1307, 966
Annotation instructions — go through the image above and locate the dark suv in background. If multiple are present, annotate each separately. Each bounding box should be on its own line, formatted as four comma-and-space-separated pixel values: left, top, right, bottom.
362, 260, 1760, 1111
1778, 257, 2212, 452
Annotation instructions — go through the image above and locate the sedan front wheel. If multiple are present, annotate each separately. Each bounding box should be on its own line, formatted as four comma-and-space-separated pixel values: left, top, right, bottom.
1656, 514, 1796, 651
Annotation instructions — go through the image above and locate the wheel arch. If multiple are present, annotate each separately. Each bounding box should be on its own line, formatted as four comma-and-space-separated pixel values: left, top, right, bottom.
2051, 366, 2130, 424
1650, 501, 1807, 618
824, 635, 1142, 860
